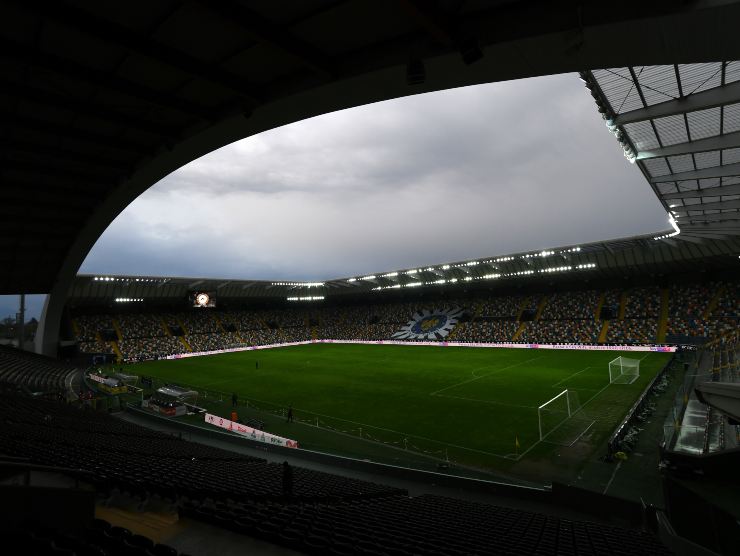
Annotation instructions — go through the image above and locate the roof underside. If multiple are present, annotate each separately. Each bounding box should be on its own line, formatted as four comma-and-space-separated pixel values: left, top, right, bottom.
584, 63, 740, 241
4, 1, 740, 295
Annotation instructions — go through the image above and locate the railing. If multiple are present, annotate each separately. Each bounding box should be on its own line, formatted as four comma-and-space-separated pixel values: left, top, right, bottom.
132, 374, 506, 468
607, 355, 675, 456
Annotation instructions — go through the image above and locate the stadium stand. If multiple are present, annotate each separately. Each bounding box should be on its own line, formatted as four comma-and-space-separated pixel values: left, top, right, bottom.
0, 390, 672, 556
0, 345, 77, 393
71, 280, 740, 361
2, 516, 188, 556
454, 320, 518, 343
541, 290, 600, 320
519, 319, 600, 344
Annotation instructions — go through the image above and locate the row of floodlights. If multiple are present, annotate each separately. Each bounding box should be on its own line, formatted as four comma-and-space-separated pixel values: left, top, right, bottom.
94, 276, 158, 283
371, 264, 597, 290
653, 214, 682, 240
114, 298, 143, 303
272, 282, 325, 287
653, 231, 680, 240
287, 296, 325, 301
373, 278, 459, 291
348, 247, 584, 282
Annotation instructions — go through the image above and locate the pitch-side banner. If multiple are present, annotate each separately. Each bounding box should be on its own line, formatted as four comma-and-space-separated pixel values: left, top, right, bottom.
205, 413, 298, 448
168, 340, 675, 360
321, 340, 676, 352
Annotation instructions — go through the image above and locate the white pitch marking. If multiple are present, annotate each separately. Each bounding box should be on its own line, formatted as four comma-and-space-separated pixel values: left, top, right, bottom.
603, 461, 622, 494
470, 364, 497, 378
515, 377, 615, 460
285, 406, 514, 460
434, 393, 538, 410
551, 366, 591, 388
429, 356, 545, 396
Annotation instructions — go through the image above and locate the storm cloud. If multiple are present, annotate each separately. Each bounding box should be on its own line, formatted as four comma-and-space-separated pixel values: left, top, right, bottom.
80, 73, 668, 282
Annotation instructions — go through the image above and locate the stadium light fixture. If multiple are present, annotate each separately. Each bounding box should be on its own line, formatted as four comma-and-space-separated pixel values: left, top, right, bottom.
272, 281, 325, 287
287, 296, 324, 301
653, 214, 681, 240
114, 298, 143, 303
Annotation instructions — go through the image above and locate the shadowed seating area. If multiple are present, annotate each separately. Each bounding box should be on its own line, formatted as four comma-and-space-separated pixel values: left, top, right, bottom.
0, 391, 672, 555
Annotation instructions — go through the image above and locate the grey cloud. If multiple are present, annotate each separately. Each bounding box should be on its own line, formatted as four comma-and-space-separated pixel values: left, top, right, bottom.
81, 73, 667, 281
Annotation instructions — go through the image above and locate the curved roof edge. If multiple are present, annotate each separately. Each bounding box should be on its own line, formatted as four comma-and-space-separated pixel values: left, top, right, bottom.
69, 231, 740, 302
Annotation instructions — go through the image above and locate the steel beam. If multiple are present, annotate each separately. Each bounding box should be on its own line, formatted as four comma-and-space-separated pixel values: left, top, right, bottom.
0, 36, 212, 121
650, 162, 740, 183
28, 0, 263, 105
662, 182, 740, 200
673, 199, 740, 213
614, 80, 740, 125
680, 211, 740, 223
637, 130, 740, 160
199, 0, 335, 79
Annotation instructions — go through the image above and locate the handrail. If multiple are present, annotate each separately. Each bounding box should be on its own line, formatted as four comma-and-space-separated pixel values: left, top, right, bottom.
607, 355, 674, 455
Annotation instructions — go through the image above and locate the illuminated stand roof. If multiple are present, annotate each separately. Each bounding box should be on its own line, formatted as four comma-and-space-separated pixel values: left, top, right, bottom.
581, 63, 740, 244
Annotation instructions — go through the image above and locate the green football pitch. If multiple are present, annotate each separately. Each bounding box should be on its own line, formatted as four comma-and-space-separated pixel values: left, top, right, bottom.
129, 344, 671, 478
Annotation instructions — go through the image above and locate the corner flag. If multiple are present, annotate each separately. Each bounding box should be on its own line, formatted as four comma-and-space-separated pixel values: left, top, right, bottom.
515, 435, 520, 455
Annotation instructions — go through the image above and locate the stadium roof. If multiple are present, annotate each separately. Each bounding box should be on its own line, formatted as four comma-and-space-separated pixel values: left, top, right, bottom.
5, 1, 740, 298
68, 232, 740, 303
583, 62, 740, 242
6, 1, 740, 353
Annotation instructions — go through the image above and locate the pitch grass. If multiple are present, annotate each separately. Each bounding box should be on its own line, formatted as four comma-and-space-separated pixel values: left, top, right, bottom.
129, 344, 671, 477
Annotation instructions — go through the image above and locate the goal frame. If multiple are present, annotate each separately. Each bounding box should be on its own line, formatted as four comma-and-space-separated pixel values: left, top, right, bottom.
609, 356, 640, 385
538, 389, 572, 441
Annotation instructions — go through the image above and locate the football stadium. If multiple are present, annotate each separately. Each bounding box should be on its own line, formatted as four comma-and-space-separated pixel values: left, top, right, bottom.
1, 2, 740, 555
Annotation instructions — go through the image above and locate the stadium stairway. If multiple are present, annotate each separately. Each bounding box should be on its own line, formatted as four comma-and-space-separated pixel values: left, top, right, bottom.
703, 284, 726, 319
109, 341, 123, 363
178, 337, 193, 352
512, 322, 527, 341
618, 291, 628, 320
214, 315, 227, 334
112, 319, 123, 342
516, 296, 530, 322
594, 292, 605, 320
598, 321, 610, 344
96, 494, 180, 545
161, 318, 172, 337
657, 288, 669, 343
534, 295, 549, 320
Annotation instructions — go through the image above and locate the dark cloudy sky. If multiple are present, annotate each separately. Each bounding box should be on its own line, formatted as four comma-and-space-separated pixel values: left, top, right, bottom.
1, 73, 670, 321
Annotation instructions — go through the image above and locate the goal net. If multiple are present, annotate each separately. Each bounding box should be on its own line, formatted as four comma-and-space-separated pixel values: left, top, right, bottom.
538, 389, 594, 446
609, 356, 640, 384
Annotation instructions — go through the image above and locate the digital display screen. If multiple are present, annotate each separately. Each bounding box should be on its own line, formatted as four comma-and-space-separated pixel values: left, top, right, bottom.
192, 291, 216, 308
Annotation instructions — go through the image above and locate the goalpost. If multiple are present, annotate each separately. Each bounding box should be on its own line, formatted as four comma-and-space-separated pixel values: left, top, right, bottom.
609, 356, 640, 384
538, 389, 594, 446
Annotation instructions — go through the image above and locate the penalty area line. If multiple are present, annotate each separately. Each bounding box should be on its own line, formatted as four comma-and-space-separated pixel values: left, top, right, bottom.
551, 366, 591, 388
429, 356, 546, 396
286, 406, 514, 460
433, 393, 538, 410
